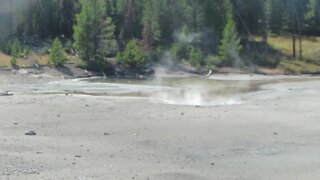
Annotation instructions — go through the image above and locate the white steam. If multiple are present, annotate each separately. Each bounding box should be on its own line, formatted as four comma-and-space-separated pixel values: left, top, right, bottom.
174, 31, 202, 44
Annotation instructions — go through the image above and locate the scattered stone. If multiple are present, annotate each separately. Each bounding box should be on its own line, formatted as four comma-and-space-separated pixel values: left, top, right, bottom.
13, 123, 19, 125
25, 130, 36, 136
211, 163, 215, 166
75, 155, 82, 158
85, 104, 89, 107
36, 152, 43, 154
18, 69, 28, 75
104, 132, 110, 136
273, 132, 278, 135
181, 113, 184, 116
0, 91, 13, 96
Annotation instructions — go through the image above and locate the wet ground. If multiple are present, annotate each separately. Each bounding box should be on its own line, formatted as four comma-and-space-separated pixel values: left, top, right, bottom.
3, 75, 318, 106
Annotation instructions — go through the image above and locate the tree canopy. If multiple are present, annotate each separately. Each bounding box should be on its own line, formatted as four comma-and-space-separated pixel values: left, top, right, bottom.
1, 0, 320, 69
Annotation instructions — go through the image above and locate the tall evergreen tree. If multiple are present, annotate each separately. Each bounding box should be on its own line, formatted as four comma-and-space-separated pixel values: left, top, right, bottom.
49, 37, 67, 66
219, 0, 242, 66
73, 0, 117, 62
142, 0, 161, 49
304, 0, 320, 35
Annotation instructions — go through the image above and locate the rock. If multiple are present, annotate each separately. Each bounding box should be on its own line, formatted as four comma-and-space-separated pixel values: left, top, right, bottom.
0, 91, 13, 96
104, 132, 110, 136
25, 130, 37, 136
18, 69, 28, 75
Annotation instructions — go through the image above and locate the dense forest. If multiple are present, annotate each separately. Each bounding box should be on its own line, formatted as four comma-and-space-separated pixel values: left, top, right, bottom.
1, 0, 320, 74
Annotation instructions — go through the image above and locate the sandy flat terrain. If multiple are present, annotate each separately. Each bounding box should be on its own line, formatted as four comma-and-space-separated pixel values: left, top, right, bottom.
1, 73, 320, 180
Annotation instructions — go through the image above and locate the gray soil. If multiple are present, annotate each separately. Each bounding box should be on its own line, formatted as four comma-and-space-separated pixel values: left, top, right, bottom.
1, 70, 320, 180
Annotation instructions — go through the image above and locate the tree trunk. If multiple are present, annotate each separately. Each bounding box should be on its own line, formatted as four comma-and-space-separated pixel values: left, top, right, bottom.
292, 32, 296, 59
292, 17, 296, 59
297, 18, 302, 60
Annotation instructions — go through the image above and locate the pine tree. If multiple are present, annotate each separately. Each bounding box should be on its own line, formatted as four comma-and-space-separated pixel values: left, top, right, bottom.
73, 0, 117, 62
263, 0, 272, 42
122, 0, 139, 41
73, 0, 92, 61
98, 17, 118, 57
304, 0, 320, 35
219, 1, 242, 66
117, 39, 148, 68
49, 38, 67, 66
142, 0, 161, 49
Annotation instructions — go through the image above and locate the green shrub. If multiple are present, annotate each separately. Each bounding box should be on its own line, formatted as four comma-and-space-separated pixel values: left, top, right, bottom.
10, 57, 17, 68
117, 40, 148, 68
195, 62, 201, 71
64, 40, 73, 53
170, 42, 190, 61
5, 39, 22, 57
189, 47, 204, 67
23, 47, 33, 56
4, 38, 33, 58
206, 55, 223, 67
49, 38, 67, 66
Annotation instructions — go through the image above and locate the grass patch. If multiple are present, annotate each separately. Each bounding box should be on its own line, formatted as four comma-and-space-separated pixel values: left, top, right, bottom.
260, 36, 320, 74
0, 51, 55, 68
0, 52, 12, 66
268, 36, 320, 63
278, 60, 320, 74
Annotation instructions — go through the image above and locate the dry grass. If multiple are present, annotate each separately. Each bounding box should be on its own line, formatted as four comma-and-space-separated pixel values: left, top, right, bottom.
279, 60, 320, 74
0, 52, 12, 66
261, 36, 320, 74
268, 36, 320, 63
0, 51, 52, 67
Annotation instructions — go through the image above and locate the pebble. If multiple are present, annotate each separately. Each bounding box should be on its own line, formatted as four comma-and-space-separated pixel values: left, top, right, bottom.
104, 132, 110, 136
25, 130, 36, 136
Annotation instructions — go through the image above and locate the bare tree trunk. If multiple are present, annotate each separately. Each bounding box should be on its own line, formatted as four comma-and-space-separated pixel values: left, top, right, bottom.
292, 31, 296, 59
297, 17, 302, 60
293, 1, 302, 60
298, 32, 302, 59
57, 0, 61, 36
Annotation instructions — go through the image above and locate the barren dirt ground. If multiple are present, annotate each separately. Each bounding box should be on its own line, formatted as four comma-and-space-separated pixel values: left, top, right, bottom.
1, 74, 320, 180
